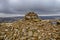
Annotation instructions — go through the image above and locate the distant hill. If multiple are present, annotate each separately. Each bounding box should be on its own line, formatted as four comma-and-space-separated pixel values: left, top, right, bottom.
0, 16, 23, 23
0, 16, 60, 23
40, 16, 60, 19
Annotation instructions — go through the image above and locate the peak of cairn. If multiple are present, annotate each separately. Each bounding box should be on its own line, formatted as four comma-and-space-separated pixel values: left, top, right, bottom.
24, 12, 39, 20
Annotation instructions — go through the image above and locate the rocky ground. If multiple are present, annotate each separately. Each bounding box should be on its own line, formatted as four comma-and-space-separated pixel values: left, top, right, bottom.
0, 12, 60, 40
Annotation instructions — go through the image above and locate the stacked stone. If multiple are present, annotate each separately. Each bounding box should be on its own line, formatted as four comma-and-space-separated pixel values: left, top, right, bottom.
0, 12, 60, 40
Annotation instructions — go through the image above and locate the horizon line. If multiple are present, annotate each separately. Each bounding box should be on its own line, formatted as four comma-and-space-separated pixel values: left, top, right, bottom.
0, 13, 60, 17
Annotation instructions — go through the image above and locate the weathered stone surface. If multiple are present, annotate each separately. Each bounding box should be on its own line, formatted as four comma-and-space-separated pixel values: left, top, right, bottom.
0, 12, 60, 40
24, 12, 39, 20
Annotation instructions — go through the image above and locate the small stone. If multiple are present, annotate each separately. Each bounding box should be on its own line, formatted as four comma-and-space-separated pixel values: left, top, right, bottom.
5, 29, 8, 31
20, 37, 26, 40
33, 32, 38, 37
48, 33, 51, 35
37, 30, 40, 32
38, 36, 41, 39
28, 31, 33, 37
14, 34, 16, 36
22, 29, 26, 32
14, 29, 18, 32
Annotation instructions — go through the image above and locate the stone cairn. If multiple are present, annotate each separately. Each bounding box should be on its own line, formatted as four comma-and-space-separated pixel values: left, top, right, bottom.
24, 12, 39, 20
0, 12, 60, 40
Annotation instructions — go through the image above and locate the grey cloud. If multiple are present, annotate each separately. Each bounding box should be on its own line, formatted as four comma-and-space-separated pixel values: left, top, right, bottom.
8, 0, 60, 12
0, 0, 60, 15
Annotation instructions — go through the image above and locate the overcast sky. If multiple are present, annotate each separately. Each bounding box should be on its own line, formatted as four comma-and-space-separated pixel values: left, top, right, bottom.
0, 0, 60, 17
